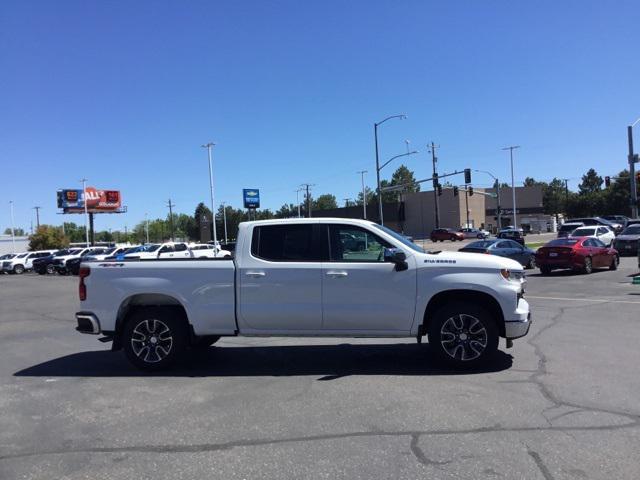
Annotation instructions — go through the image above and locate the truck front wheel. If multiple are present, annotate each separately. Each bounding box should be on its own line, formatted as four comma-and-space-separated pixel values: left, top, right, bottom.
427, 302, 498, 368
123, 308, 188, 371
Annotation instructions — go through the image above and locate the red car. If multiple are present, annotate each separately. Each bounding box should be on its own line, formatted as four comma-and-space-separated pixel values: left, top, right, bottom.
535, 237, 619, 275
430, 228, 465, 242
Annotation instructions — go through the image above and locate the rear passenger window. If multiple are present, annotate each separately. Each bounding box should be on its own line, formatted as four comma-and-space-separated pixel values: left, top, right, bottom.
252, 225, 318, 261
174, 244, 188, 252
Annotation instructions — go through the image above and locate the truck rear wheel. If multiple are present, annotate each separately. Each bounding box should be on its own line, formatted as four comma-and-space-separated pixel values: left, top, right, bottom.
427, 302, 498, 368
123, 308, 188, 371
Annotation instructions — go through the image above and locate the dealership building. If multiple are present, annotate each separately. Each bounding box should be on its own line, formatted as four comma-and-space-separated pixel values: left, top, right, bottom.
320, 185, 555, 238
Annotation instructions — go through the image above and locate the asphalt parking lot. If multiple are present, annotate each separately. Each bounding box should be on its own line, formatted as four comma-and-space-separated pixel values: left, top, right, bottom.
1, 258, 639, 479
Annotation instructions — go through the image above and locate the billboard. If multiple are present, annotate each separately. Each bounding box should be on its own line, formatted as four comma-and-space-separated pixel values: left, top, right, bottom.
243, 189, 260, 209
57, 188, 123, 213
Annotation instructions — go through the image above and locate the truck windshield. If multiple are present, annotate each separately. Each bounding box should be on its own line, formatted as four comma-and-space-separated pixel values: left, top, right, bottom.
371, 224, 424, 253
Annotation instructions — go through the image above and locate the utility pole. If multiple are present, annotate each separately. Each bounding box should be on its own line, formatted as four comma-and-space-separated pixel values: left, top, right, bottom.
502, 146, 520, 228
464, 186, 470, 228
295, 189, 302, 218
494, 179, 502, 231
9, 201, 16, 251
201, 142, 218, 255
80, 178, 90, 247
357, 170, 368, 219
221, 202, 228, 244
300, 183, 315, 217
628, 125, 639, 218
166, 199, 175, 241
144, 212, 150, 244
33, 206, 42, 229
430, 142, 441, 229
563, 179, 569, 215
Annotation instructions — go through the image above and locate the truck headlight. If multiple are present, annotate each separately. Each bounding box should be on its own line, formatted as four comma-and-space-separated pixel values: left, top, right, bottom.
500, 269, 525, 282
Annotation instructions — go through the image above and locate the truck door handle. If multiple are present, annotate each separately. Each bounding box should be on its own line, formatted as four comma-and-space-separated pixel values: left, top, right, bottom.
246, 271, 266, 277
326, 271, 348, 278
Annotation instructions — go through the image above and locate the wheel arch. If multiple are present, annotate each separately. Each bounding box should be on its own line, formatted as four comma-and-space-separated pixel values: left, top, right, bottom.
113, 293, 190, 350
420, 289, 506, 338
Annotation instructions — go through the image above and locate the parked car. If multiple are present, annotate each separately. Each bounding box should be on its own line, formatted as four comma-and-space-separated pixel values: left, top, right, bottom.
626, 218, 640, 227
105, 245, 144, 260
52, 247, 102, 275
535, 237, 618, 274
557, 222, 584, 238
75, 218, 531, 371
496, 229, 525, 246
189, 244, 232, 258
0, 254, 16, 273
499, 227, 525, 235
124, 242, 194, 260
459, 239, 536, 269
612, 224, 640, 256
1, 250, 57, 274
32, 251, 63, 275
566, 217, 622, 235
459, 228, 490, 239
569, 225, 615, 247
602, 215, 629, 228
430, 228, 464, 242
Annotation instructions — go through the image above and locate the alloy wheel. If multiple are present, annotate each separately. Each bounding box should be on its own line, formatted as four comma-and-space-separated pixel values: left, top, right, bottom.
439, 314, 488, 361
130, 319, 173, 364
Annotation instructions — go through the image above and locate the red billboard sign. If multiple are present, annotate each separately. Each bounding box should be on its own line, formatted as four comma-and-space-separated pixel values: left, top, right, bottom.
57, 188, 122, 213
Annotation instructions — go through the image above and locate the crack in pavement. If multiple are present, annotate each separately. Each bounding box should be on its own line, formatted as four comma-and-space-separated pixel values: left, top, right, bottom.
527, 449, 555, 480
409, 433, 451, 468
1, 420, 639, 462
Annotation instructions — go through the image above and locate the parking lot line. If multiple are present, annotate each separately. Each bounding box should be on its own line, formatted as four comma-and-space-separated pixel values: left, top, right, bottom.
527, 295, 640, 304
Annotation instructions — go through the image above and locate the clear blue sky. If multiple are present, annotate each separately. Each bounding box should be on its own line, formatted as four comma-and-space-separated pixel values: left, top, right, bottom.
2, 0, 639, 233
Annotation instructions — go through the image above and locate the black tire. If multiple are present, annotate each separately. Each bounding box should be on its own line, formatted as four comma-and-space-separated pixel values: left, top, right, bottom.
13, 264, 25, 275
46, 264, 56, 275
427, 302, 499, 369
192, 335, 221, 348
36, 269, 46, 275
122, 308, 188, 371
583, 257, 593, 274
526, 256, 536, 270
540, 265, 552, 275
609, 255, 619, 271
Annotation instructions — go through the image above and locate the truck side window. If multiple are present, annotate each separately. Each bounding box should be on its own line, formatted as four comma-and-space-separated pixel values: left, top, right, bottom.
328, 225, 391, 262
174, 244, 187, 252
252, 225, 318, 261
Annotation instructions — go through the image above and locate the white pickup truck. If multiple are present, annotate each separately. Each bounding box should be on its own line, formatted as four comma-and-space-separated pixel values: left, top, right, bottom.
75, 218, 531, 371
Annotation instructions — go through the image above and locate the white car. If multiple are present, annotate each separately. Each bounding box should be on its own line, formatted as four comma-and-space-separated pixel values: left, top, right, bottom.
189, 244, 232, 258
124, 242, 193, 260
51, 247, 103, 273
570, 226, 615, 247
85, 246, 129, 261
1, 250, 57, 274
75, 218, 531, 372
459, 228, 490, 239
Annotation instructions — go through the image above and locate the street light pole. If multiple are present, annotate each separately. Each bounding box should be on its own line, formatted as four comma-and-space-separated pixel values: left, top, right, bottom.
80, 178, 90, 247
9, 201, 16, 251
295, 189, 302, 218
374, 114, 406, 225
202, 142, 218, 256
144, 212, 149, 244
357, 170, 368, 219
628, 119, 640, 218
474, 169, 502, 231
221, 202, 228, 244
502, 146, 520, 228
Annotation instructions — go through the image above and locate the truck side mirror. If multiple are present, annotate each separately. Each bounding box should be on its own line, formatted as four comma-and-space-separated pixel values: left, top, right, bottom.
384, 248, 408, 271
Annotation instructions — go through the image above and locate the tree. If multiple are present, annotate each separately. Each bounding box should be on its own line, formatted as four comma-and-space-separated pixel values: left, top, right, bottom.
542, 178, 566, 218
523, 177, 545, 187
578, 168, 603, 195
313, 194, 338, 210
4, 227, 25, 236
356, 186, 375, 206
275, 203, 299, 218
29, 225, 69, 250
391, 165, 420, 193
194, 202, 213, 241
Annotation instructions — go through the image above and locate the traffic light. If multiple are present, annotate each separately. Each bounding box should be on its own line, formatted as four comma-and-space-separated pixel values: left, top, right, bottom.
453, 186, 459, 196
605, 176, 610, 187
464, 168, 472, 184
437, 183, 443, 196
468, 186, 474, 196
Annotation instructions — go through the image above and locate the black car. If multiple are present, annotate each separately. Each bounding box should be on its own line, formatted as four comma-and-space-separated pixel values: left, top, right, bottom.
496, 229, 525, 246
32, 251, 62, 275
603, 215, 629, 228
57, 248, 109, 275
613, 224, 640, 256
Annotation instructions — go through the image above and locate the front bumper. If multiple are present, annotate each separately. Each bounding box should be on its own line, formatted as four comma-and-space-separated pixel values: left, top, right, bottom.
504, 298, 532, 339
76, 312, 101, 334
